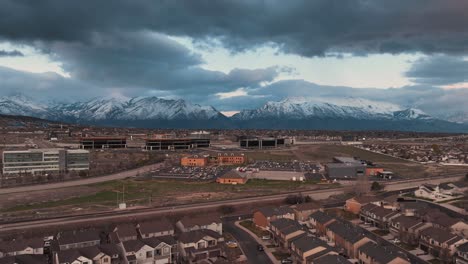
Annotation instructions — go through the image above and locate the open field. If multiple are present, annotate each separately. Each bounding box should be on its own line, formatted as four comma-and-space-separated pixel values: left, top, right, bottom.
0, 178, 329, 214
292, 144, 467, 178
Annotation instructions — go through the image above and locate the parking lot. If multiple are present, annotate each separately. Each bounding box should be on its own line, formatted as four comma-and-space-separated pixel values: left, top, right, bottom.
145, 165, 230, 181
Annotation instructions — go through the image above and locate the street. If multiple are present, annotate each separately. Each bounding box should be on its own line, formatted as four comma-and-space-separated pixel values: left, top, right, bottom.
224, 220, 273, 264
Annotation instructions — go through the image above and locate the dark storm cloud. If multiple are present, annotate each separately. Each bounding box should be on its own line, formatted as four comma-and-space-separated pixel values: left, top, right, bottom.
406, 55, 468, 85
1, 0, 468, 56
0, 49, 23, 57
21, 31, 282, 98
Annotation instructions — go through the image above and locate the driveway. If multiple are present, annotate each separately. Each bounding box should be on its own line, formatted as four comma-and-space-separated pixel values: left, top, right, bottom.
223, 220, 273, 264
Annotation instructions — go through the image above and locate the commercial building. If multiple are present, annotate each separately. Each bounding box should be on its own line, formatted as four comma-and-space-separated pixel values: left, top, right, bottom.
180, 155, 209, 167
80, 137, 127, 149
239, 136, 294, 149
2, 149, 89, 175
216, 171, 248, 185
216, 153, 245, 165
326, 156, 366, 179
145, 138, 210, 151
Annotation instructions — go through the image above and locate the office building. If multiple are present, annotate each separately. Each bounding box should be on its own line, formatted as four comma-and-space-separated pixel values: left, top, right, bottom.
2, 149, 90, 174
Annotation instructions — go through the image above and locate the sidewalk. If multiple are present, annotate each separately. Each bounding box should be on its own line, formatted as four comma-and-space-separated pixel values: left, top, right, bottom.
234, 221, 280, 264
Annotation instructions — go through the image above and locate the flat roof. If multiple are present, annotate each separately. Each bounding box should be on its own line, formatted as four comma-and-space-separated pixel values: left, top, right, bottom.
80, 137, 126, 140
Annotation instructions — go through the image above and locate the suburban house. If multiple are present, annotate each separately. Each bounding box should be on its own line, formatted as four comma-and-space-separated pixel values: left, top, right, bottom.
176, 214, 222, 235
308, 211, 336, 236
123, 240, 155, 264
177, 229, 224, 264
96, 244, 124, 264
345, 196, 380, 214
137, 219, 175, 239
456, 242, 468, 264
57, 229, 101, 250
269, 219, 306, 248
142, 237, 172, 264
428, 214, 468, 237
253, 206, 295, 228
419, 227, 466, 261
358, 241, 410, 264
289, 234, 335, 264
0, 237, 44, 257
114, 224, 139, 242
54, 249, 94, 264
325, 220, 372, 258
312, 254, 352, 264
389, 215, 431, 245
215, 171, 248, 184
291, 202, 320, 222
359, 204, 400, 229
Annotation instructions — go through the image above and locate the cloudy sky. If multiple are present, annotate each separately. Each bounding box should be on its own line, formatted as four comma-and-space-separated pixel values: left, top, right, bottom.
1, 0, 468, 119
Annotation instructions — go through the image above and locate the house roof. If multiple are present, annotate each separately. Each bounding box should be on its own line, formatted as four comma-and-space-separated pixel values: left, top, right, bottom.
123, 240, 147, 252
420, 227, 462, 244
358, 241, 407, 263
138, 218, 174, 235
270, 218, 301, 232
58, 229, 101, 245
156, 235, 177, 246
313, 254, 352, 264
142, 237, 169, 248
0, 255, 48, 264
430, 214, 462, 228
326, 220, 368, 244
178, 229, 222, 244
458, 242, 468, 253
291, 235, 329, 253
98, 244, 121, 257
178, 213, 221, 228
78, 246, 106, 259
391, 215, 422, 229
257, 206, 294, 217
292, 202, 320, 211
57, 249, 86, 263
309, 210, 334, 224
114, 224, 138, 238
0, 237, 43, 252
350, 195, 379, 204
218, 171, 245, 179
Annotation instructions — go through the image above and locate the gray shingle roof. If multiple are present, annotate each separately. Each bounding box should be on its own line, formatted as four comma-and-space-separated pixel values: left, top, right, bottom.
358, 241, 407, 264
313, 254, 352, 264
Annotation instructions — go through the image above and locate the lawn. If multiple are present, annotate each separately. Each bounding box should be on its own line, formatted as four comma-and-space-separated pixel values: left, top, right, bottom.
239, 220, 269, 238
272, 250, 290, 260
372, 229, 390, 236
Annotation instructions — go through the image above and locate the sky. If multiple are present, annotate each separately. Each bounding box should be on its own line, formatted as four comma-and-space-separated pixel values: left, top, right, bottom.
0, 0, 468, 120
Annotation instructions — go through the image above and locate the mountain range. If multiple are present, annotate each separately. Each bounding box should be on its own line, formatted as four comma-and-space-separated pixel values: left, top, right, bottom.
0, 94, 467, 132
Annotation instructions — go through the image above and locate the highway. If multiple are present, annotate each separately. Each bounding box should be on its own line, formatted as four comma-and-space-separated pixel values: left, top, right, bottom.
0, 174, 462, 233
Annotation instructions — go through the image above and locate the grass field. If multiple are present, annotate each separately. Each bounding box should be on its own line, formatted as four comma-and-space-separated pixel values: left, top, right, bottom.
1, 178, 326, 213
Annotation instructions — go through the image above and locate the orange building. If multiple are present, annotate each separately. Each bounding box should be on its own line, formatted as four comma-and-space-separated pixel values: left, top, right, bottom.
217, 154, 245, 165
345, 196, 380, 214
180, 156, 208, 167
365, 166, 384, 176
216, 171, 248, 184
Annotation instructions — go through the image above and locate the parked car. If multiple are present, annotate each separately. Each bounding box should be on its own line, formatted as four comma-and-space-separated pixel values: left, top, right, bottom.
261, 235, 271, 240
392, 238, 401, 244
226, 241, 238, 248
281, 258, 293, 264
257, 244, 264, 251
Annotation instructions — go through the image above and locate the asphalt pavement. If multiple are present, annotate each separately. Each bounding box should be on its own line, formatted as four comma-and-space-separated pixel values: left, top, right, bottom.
223, 220, 273, 264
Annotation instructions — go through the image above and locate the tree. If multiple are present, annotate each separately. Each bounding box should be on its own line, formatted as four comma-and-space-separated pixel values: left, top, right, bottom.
371, 181, 383, 191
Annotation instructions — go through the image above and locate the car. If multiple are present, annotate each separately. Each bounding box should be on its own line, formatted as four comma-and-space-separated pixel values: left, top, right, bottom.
392, 238, 401, 244
281, 258, 293, 264
226, 241, 238, 248
261, 235, 271, 240
257, 244, 264, 251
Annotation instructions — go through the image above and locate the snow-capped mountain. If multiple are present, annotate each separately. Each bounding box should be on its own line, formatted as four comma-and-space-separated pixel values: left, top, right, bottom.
0, 94, 48, 118
233, 97, 432, 120
0, 94, 226, 128
49, 97, 221, 121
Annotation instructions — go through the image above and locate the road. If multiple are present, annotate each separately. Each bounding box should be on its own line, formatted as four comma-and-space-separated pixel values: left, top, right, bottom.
224, 220, 273, 264
0, 174, 463, 233
0, 163, 164, 195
